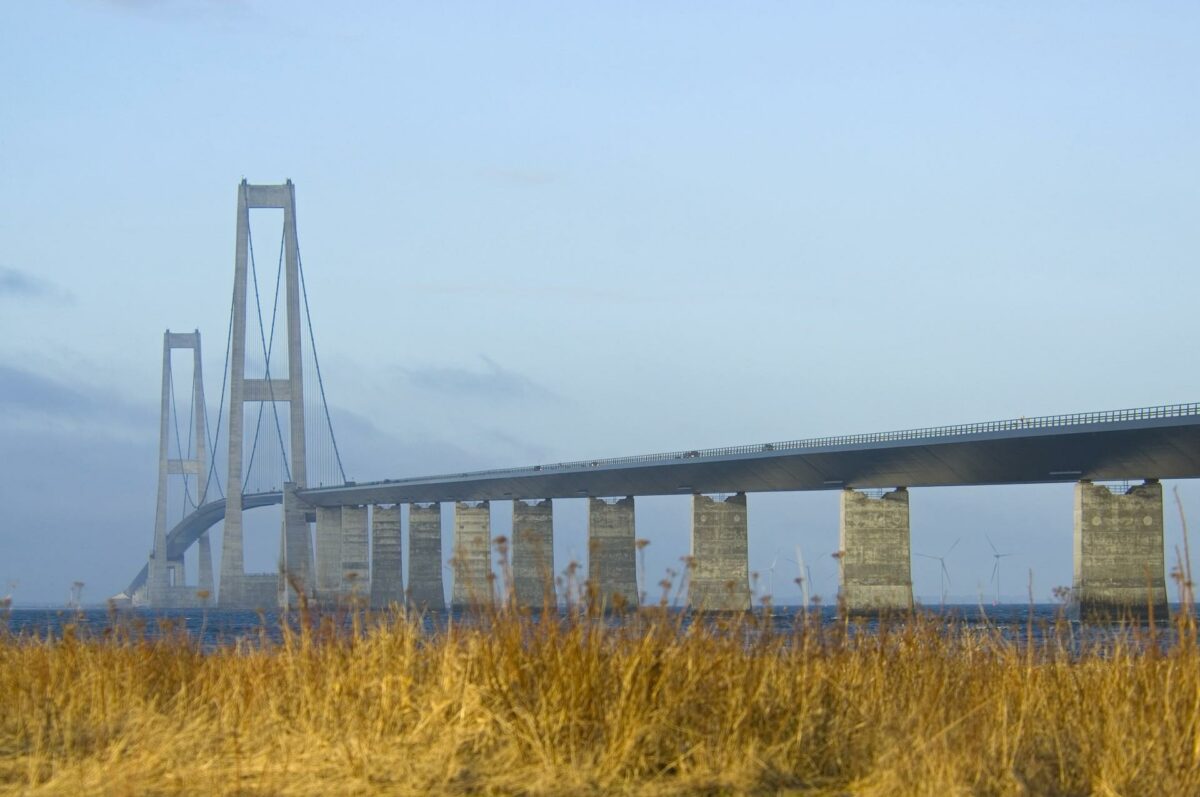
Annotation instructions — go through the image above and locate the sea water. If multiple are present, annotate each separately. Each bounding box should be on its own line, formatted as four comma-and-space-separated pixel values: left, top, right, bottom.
4, 604, 1195, 651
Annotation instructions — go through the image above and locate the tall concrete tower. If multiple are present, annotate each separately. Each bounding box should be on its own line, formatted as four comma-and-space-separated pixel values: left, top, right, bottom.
147, 330, 213, 607
219, 180, 314, 609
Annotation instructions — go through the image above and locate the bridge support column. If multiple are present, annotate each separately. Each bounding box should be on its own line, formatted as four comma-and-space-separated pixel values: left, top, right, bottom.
218, 507, 246, 608
149, 329, 210, 608
315, 506, 342, 604
341, 506, 369, 603
452, 501, 493, 609
408, 503, 445, 610
512, 499, 555, 609
690, 493, 751, 611
279, 482, 314, 607
370, 505, 403, 609
221, 181, 309, 610
1074, 480, 1167, 620
588, 497, 638, 609
197, 532, 214, 601
838, 488, 913, 614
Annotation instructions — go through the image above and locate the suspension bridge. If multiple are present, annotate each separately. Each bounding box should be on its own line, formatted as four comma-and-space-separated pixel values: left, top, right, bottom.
127, 180, 1200, 617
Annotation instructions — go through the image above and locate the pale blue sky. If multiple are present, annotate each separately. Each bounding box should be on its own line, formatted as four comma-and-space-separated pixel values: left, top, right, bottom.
1, 1, 1198, 604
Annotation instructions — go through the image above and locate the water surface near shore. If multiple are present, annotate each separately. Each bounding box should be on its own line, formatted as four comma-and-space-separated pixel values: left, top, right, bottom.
6, 603, 1196, 650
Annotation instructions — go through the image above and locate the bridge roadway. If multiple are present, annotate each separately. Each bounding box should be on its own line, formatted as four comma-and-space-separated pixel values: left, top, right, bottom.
127, 403, 1200, 596
300, 404, 1200, 505
127, 492, 282, 595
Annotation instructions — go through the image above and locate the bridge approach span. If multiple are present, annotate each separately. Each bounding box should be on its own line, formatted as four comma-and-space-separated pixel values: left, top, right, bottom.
297, 404, 1200, 506
126, 491, 282, 595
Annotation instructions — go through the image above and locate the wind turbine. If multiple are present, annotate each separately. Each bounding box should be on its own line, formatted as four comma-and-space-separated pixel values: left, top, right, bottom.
985, 534, 1013, 606
916, 537, 959, 607
764, 547, 812, 609
69, 581, 85, 610
795, 545, 811, 610
765, 552, 781, 600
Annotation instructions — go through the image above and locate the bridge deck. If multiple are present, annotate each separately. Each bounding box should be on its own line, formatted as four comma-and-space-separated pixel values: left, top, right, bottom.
298, 403, 1200, 505
128, 403, 1200, 595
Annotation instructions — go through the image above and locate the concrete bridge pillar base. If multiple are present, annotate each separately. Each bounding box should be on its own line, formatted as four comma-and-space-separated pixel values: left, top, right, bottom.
512, 499, 555, 609
217, 504, 246, 609
690, 493, 751, 611
838, 488, 913, 615
314, 506, 343, 604
408, 503, 446, 610
451, 501, 493, 609
167, 558, 185, 587
588, 497, 638, 609
279, 482, 314, 607
340, 506, 369, 603
1074, 480, 1167, 620
238, 574, 278, 609
197, 532, 214, 600
370, 505, 403, 609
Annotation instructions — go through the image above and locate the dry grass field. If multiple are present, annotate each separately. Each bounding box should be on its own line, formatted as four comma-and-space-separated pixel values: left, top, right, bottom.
2, 593, 1200, 797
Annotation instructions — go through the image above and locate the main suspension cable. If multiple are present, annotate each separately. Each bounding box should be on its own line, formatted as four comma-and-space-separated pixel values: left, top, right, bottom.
202, 288, 234, 502
241, 220, 267, 491
295, 228, 348, 483
169, 376, 195, 514
243, 219, 292, 491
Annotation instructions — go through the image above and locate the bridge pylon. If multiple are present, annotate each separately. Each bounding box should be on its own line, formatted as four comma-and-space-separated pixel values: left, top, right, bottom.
219, 180, 315, 609
145, 330, 213, 608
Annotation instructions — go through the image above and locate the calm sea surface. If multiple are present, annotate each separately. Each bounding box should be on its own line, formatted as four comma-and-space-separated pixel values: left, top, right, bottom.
4, 604, 1196, 650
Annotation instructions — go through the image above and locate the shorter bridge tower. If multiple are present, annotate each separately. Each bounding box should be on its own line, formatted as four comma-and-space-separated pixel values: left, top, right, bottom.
146, 330, 214, 608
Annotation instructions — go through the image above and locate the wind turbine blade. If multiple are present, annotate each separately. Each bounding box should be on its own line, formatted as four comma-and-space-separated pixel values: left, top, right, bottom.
945, 537, 960, 556
915, 553, 937, 560
991, 560, 999, 584
985, 533, 999, 555
941, 561, 951, 586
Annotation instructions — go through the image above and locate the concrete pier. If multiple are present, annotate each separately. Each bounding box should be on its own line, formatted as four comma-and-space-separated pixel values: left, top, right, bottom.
1074, 480, 1167, 620
451, 501, 493, 608
314, 506, 343, 603
370, 505, 403, 609
408, 503, 446, 610
512, 499, 555, 609
197, 532, 214, 601
690, 493, 751, 611
279, 482, 314, 606
341, 506, 369, 602
838, 488, 913, 614
217, 512, 246, 608
241, 574, 279, 609
167, 558, 185, 587
587, 497, 638, 609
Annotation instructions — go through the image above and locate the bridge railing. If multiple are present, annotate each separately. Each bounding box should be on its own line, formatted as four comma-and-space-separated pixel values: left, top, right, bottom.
339, 402, 1200, 488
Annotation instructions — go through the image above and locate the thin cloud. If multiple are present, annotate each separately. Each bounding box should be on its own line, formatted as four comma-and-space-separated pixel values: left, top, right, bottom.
0, 363, 150, 436
399, 356, 562, 403
472, 425, 552, 463
0, 267, 72, 302
324, 406, 489, 483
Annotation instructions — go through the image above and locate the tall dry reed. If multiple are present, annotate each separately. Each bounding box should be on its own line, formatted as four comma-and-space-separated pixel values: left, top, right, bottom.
2, 599, 1199, 796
